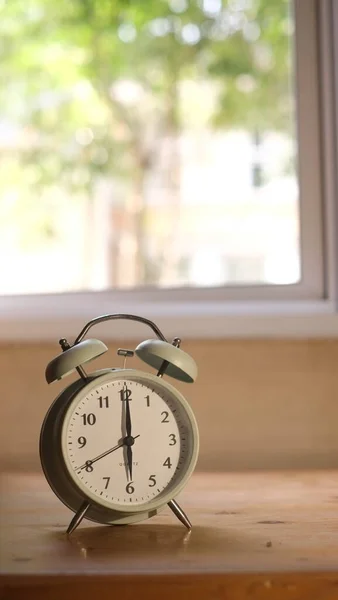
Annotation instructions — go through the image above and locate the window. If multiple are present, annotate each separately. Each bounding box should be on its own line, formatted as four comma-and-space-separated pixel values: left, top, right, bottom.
0, 0, 337, 339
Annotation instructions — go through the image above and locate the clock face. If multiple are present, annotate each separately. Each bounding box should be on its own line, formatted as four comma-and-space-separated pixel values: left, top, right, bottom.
61, 370, 198, 512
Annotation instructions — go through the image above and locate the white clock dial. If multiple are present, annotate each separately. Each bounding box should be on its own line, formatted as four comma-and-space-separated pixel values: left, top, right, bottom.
61, 371, 197, 512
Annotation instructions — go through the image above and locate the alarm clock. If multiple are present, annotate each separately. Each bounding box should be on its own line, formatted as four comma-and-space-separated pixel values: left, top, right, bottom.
40, 313, 199, 534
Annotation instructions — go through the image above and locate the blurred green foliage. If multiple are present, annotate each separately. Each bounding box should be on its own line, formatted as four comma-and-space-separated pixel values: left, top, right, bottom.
0, 0, 293, 271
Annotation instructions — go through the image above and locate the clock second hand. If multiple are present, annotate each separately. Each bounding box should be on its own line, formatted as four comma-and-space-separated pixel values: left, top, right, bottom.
77, 435, 140, 471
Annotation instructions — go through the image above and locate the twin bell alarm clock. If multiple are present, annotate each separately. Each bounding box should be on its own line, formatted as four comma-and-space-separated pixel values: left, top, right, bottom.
40, 313, 199, 534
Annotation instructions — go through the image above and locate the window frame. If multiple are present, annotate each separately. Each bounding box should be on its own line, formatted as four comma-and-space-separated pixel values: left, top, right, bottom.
1, 0, 338, 341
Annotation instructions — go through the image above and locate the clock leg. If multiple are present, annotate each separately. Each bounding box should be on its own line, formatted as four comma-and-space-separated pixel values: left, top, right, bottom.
66, 501, 91, 535
168, 499, 192, 531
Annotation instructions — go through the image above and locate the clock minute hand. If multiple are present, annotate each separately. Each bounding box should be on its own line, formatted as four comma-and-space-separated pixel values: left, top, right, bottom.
125, 392, 132, 437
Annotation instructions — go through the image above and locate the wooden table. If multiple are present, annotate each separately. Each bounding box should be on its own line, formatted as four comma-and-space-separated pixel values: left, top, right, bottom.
1, 472, 338, 599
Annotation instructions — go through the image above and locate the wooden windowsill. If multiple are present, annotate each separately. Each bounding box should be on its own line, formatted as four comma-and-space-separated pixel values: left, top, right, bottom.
1, 471, 338, 599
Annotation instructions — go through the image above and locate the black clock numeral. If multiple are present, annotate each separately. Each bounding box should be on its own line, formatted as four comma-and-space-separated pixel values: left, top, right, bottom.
119, 386, 132, 402
169, 433, 177, 445
163, 457, 172, 469
161, 411, 169, 423
103, 477, 110, 489
145, 395, 150, 407
126, 482, 135, 494
81, 413, 96, 426
78, 436, 86, 448
148, 475, 156, 487
85, 461, 93, 473
98, 395, 109, 408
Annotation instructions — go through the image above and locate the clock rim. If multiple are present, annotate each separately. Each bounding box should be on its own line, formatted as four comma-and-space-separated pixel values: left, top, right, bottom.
60, 369, 199, 514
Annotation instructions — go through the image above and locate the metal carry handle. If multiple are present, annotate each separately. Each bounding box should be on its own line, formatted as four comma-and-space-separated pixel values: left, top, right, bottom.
74, 313, 168, 345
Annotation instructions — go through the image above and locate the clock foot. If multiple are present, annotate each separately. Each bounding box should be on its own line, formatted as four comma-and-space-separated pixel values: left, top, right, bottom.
168, 499, 192, 531
66, 501, 91, 535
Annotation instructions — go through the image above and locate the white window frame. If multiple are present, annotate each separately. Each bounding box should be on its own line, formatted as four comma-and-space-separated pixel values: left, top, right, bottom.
1, 0, 337, 341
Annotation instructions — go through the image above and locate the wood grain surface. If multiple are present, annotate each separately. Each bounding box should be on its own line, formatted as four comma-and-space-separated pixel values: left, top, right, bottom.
1, 471, 338, 599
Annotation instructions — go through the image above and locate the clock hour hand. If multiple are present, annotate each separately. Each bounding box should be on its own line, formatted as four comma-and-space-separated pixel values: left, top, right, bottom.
127, 445, 133, 481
